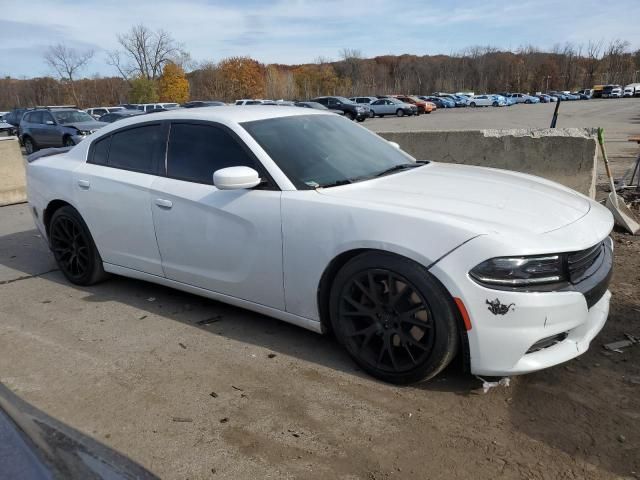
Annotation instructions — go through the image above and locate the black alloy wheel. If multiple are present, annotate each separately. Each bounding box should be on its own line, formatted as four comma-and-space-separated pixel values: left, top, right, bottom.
49, 206, 107, 285
63, 136, 75, 147
23, 137, 36, 154
330, 252, 459, 384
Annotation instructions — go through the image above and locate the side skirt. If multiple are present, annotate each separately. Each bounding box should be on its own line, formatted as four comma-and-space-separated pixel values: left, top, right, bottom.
103, 263, 324, 334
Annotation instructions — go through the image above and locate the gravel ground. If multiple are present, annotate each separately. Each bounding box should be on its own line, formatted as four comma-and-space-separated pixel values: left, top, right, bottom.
1, 99, 639, 479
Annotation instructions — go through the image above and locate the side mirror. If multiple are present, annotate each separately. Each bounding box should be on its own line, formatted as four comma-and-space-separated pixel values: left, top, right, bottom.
213, 166, 261, 190
46, 120, 54, 125
388, 141, 401, 149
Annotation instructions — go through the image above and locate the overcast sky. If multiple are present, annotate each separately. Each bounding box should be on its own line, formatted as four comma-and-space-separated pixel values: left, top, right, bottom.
2, 0, 639, 78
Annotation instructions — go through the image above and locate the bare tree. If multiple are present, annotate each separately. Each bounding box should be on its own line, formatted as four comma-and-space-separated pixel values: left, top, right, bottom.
44, 43, 94, 105
107, 24, 188, 81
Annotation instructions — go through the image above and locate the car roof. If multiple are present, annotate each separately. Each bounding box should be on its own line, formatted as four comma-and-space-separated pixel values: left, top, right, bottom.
95, 105, 329, 131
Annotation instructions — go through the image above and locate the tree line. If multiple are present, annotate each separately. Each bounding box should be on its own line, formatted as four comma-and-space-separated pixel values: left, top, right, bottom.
1, 25, 639, 110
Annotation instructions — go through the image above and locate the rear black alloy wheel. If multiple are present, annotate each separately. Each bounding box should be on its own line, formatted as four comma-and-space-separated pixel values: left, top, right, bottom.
63, 136, 75, 147
49, 206, 107, 285
330, 252, 459, 384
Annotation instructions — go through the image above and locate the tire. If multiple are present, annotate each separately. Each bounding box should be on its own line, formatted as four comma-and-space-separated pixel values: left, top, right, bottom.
23, 136, 37, 154
63, 136, 75, 147
525, 99, 531, 104
470, 102, 476, 108
345, 111, 355, 121
49, 206, 108, 286
492, 101, 498, 107
396, 109, 404, 117
329, 251, 459, 384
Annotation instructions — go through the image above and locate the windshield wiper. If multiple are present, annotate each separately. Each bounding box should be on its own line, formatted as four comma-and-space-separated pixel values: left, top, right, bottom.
372, 162, 425, 178
317, 179, 353, 188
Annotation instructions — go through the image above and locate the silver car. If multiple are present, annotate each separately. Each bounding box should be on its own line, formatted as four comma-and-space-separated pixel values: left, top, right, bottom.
369, 98, 416, 117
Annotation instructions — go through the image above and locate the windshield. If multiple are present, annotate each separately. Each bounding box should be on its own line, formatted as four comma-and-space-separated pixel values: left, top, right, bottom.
334, 96, 355, 104
52, 110, 94, 124
242, 114, 417, 189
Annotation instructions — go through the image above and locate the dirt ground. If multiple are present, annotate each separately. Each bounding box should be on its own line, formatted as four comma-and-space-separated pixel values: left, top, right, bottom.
1, 100, 639, 479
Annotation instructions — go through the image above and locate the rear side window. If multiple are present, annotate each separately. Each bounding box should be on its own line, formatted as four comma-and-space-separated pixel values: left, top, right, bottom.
108, 124, 163, 174
167, 123, 255, 185
91, 136, 111, 166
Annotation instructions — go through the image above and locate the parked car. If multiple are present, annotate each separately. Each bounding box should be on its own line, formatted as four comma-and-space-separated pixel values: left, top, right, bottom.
182, 100, 226, 108
0, 111, 7, 121
419, 96, 454, 108
3, 108, 29, 127
469, 95, 506, 107
350, 96, 378, 105
572, 92, 590, 100
0, 383, 158, 479
576, 89, 593, 99
26, 106, 614, 384
235, 99, 265, 105
85, 107, 125, 120
134, 103, 180, 112
504, 93, 540, 104
310, 96, 368, 121
548, 91, 569, 101
369, 97, 416, 117
98, 110, 145, 123
601, 85, 622, 98
0, 119, 14, 136
438, 94, 468, 107
419, 96, 453, 108
533, 94, 552, 103
393, 95, 435, 114
294, 101, 344, 115
19, 108, 106, 153
623, 84, 640, 98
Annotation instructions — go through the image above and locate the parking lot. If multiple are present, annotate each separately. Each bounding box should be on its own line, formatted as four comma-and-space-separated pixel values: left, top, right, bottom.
1, 99, 639, 479
365, 97, 640, 181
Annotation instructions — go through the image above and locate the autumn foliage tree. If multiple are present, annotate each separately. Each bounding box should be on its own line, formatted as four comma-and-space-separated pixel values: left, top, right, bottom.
158, 63, 190, 103
218, 57, 266, 100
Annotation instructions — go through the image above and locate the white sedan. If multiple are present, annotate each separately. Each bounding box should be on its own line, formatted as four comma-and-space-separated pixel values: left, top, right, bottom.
26, 107, 614, 384
469, 95, 506, 107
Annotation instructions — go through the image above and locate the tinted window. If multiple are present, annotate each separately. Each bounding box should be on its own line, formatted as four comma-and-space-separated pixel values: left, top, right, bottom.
29, 112, 43, 124
91, 136, 111, 166
100, 114, 114, 123
167, 123, 255, 185
108, 124, 162, 174
42, 112, 54, 124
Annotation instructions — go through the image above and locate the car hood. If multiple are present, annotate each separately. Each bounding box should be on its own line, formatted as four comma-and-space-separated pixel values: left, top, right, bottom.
318, 162, 591, 235
65, 121, 107, 130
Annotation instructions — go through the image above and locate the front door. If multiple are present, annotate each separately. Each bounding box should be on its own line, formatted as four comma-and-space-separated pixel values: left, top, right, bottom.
150, 121, 285, 309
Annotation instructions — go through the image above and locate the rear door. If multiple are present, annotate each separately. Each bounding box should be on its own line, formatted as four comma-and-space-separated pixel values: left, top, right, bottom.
150, 121, 284, 309
73, 122, 165, 276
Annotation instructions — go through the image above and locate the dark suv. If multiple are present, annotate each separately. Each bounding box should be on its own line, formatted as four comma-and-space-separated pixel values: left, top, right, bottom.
310, 96, 368, 122
19, 108, 107, 154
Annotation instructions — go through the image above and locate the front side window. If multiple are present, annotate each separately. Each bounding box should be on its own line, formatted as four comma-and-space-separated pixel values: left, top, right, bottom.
108, 124, 163, 174
243, 114, 416, 189
167, 123, 255, 185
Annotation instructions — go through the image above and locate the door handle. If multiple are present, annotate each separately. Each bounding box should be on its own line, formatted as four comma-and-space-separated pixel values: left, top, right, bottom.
77, 180, 90, 189
154, 198, 173, 209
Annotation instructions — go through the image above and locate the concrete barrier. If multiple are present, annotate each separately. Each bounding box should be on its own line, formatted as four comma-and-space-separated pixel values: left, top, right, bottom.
378, 128, 598, 198
0, 137, 27, 206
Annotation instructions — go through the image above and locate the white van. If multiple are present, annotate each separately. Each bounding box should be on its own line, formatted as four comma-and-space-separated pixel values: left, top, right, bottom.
623, 84, 640, 97
134, 103, 180, 112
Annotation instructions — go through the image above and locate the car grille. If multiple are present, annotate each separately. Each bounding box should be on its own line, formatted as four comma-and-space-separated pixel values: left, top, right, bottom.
567, 241, 604, 283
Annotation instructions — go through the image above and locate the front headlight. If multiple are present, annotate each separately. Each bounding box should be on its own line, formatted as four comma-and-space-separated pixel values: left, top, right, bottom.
470, 255, 566, 287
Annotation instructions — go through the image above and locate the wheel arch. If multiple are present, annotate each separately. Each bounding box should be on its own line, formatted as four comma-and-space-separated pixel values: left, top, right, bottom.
43, 199, 75, 236
316, 247, 471, 371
